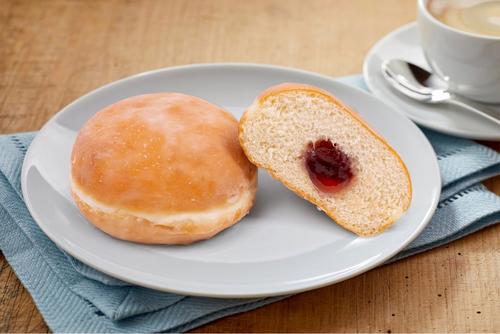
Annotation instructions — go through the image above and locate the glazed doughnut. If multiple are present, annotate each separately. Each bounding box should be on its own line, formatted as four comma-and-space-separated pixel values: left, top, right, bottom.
71, 93, 257, 244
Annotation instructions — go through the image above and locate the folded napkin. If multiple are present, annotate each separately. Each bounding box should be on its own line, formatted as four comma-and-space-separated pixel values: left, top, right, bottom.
0, 76, 498, 333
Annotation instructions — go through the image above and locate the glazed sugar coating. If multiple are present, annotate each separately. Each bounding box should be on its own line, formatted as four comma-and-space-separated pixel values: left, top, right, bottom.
71, 93, 256, 214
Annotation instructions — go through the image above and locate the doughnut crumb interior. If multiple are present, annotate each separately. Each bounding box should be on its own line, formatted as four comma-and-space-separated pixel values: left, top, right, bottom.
239, 83, 412, 236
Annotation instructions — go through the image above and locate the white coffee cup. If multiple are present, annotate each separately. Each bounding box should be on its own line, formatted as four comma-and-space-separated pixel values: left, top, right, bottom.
418, 0, 500, 103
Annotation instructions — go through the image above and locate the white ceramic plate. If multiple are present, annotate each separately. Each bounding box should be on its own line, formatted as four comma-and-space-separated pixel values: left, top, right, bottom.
364, 23, 500, 141
21, 63, 440, 298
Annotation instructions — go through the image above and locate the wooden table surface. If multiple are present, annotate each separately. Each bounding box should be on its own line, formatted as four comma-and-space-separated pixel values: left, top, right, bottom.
1, 0, 499, 332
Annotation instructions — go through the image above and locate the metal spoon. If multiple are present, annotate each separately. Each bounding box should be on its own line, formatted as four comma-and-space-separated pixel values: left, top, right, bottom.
381, 59, 500, 127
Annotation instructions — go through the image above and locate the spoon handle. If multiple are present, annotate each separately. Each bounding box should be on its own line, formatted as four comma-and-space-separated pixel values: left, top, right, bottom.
448, 94, 500, 127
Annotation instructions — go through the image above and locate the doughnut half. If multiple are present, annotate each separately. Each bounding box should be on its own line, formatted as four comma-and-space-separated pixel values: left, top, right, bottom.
239, 83, 411, 236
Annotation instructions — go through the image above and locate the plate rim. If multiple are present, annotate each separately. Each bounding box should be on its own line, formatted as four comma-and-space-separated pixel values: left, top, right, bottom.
363, 22, 500, 141
21, 63, 441, 298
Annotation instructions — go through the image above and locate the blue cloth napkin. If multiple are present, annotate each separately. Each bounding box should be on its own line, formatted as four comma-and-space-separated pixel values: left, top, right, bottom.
0, 76, 499, 333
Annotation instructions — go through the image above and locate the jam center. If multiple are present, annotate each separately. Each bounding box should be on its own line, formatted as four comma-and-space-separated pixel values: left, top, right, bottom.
304, 139, 353, 192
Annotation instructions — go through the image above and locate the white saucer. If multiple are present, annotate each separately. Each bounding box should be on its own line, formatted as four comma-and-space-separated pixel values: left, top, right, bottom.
364, 22, 500, 141
21, 63, 440, 298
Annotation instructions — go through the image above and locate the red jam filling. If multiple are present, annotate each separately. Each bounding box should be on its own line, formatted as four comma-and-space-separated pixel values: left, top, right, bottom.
304, 139, 353, 192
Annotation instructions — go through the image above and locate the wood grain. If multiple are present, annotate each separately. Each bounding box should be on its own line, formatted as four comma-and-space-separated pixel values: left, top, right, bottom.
0, 0, 498, 332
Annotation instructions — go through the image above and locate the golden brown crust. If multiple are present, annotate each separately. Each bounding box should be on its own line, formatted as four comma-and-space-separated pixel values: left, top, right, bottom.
71, 93, 258, 244
239, 83, 412, 236
72, 176, 256, 244
71, 93, 257, 214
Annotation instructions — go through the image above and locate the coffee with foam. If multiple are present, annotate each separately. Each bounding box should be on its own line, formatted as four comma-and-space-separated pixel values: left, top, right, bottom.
428, 0, 500, 37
